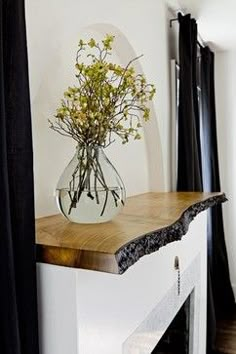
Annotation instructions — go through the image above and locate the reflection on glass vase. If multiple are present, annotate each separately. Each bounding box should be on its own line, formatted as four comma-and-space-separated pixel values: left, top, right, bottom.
56, 145, 126, 223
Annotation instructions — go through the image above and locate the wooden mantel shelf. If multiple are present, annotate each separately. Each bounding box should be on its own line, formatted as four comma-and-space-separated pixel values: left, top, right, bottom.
36, 192, 226, 274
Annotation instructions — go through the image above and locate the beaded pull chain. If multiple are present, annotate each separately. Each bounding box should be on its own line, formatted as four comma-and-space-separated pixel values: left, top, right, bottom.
174, 256, 181, 296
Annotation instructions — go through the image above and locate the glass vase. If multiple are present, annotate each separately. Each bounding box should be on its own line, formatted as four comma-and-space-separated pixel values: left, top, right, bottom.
55, 145, 126, 223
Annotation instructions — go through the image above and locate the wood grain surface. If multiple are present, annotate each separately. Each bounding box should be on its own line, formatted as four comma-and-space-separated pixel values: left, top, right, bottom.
36, 192, 225, 274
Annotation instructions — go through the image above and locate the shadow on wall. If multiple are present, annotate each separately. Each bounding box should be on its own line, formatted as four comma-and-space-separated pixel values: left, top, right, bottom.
81, 23, 165, 192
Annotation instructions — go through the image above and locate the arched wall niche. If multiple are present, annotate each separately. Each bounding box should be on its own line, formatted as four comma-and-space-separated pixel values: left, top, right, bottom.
27, 15, 165, 216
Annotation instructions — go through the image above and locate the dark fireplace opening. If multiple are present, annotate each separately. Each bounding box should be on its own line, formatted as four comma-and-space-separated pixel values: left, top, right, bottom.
151, 295, 191, 354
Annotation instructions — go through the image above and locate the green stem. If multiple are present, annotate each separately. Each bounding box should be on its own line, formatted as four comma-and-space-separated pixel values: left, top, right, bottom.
67, 145, 122, 217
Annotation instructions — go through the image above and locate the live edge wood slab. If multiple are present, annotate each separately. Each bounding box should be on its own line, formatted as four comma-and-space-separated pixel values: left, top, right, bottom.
36, 192, 226, 274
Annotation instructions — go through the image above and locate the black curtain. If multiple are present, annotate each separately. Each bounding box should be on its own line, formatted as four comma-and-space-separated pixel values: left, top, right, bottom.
200, 46, 235, 349
177, 13, 235, 353
177, 13, 202, 191
0, 1, 39, 354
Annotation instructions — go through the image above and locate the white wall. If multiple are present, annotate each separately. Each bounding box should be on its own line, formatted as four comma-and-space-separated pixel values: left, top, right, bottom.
215, 51, 236, 297
26, 0, 174, 218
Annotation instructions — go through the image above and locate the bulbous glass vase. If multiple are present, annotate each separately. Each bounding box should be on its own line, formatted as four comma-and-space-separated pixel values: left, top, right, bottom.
55, 145, 126, 223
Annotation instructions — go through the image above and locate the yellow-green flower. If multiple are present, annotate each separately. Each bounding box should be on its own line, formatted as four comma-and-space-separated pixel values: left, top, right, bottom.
50, 34, 156, 147
88, 38, 96, 48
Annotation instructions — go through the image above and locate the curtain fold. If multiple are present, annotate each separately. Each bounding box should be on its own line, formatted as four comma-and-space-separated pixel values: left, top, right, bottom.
0, 1, 39, 354
177, 13, 202, 192
177, 13, 235, 353
200, 46, 235, 317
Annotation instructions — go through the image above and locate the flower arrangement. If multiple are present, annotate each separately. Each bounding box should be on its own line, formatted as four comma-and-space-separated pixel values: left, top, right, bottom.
49, 35, 156, 221
49, 34, 155, 146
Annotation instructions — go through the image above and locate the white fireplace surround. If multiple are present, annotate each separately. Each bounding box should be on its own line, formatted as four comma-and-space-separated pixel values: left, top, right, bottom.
37, 211, 207, 354
123, 254, 201, 354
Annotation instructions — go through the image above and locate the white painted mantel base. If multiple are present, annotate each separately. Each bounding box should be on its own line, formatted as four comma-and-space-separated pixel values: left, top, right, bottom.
37, 211, 207, 354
